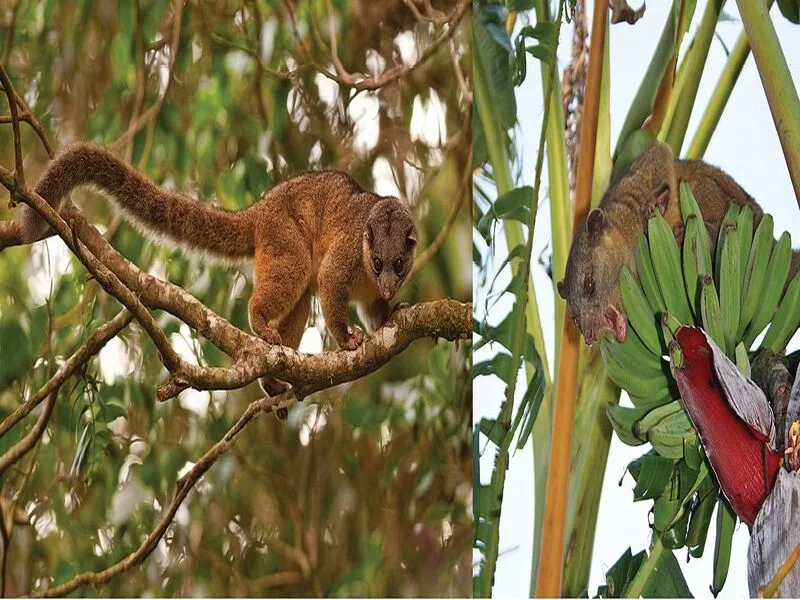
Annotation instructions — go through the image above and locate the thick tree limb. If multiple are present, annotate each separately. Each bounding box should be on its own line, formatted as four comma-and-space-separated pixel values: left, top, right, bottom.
157, 298, 471, 401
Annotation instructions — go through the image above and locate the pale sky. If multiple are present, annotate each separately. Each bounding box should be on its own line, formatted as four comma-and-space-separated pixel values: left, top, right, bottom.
474, 1, 800, 597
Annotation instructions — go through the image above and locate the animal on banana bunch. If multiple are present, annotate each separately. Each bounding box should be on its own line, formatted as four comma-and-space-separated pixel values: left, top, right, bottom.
557, 142, 800, 348
556, 141, 800, 414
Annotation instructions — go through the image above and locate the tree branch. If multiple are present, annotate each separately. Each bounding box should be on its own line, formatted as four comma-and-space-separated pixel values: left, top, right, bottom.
0, 388, 57, 478
0, 177, 470, 406
110, 0, 184, 152
408, 156, 469, 280
318, 0, 468, 92
0, 64, 26, 188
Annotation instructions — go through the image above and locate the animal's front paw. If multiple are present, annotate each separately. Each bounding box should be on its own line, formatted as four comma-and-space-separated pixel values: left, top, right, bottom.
392, 301, 411, 314
341, 326, 365, 350
260, 376, 290, 397
259, 327, 283, 346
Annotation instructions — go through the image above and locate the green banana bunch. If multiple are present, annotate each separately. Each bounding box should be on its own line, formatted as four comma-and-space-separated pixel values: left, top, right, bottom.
597, 181, 800, 589
602, 183, 799, 447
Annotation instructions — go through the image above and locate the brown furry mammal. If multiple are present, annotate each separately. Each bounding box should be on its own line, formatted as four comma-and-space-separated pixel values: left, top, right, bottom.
556, 142, 800, 346
11, 143, 417, 393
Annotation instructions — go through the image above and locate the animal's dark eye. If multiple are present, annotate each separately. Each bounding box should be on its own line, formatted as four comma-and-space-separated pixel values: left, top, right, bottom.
394, 258, 404, 275
583, 276, 595, 297
372, 257, 382, 273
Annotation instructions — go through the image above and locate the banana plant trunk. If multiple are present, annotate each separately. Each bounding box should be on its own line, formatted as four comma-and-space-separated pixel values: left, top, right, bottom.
748, 468, 800, 596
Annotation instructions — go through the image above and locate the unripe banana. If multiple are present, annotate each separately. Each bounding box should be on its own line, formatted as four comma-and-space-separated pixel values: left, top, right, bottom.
635, 400, 693, 459
606, 403, 650, 446
602, 340, 672, 399
761, 273, 800, 354
682, 215, 702, 319
700, 274, 726, 351
620, 264, 663, 355
601, 329, 663, 376
738, 215, 774, 339
629, 385, 674, 408
743, 231, 792, 347
679, 182, 702, 220
714, 205, 740, 291
718, 222, 741, 354
735, 342, 751, 378
648, 212, 693, 325
736, 206, 754, 292
636, 236, 666, 314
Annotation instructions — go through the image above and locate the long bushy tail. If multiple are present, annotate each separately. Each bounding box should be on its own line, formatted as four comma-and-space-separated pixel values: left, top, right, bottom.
22, 142, 255, 258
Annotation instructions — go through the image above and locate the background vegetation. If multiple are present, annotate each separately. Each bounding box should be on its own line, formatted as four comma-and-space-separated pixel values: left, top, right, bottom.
473, 0, 800, 596
0, 0, 471, 596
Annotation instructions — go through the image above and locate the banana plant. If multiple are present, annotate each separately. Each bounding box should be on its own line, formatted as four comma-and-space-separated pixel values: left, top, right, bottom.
473, 0, 800, 596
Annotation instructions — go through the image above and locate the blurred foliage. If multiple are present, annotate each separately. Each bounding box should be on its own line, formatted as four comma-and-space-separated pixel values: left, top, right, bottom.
0, 0, 471, 595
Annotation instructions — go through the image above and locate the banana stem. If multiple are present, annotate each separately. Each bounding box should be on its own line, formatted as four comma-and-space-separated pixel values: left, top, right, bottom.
561, 35, 619, 597
665, 0, 726, 156
535, 0, 607, 595
535, 0, 571, 363
685, 0, 776, 160
735, 0, 800, 206
624, 536, 666, 598
613, 7, 677, 159
474, 13, 553, 594
529, 0, 570, 589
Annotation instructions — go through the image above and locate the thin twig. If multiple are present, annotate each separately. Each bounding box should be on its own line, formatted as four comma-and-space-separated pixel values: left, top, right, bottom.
449, 37, 471, 104
408, 158, 469, 280
0, 64, 25, 189
0, 389, 58, 478
110, 0, 184, 151
319, 0, 468, 91
0, 101, 54, 158
0, 310, 133, 440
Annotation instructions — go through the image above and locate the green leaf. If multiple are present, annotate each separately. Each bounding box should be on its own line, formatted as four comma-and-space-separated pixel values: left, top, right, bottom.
628, 451, 676, 501
596, 545, 693, 598
479, 417, 507, 447
0, 319, 32, 388
778, 0, 800, 23
474, 1, 517, 133
473, 352, 515, 383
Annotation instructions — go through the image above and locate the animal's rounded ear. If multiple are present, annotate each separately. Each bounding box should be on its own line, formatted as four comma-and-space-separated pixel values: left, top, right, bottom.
406, 231, 417, 249
653, 182, 670, 215
556, 279, 566, 299
587, 208, 606, 236
364, 226, 373, 245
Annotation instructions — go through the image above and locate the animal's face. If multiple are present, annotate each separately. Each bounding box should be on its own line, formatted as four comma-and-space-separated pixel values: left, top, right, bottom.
558, 209, 628, 345
363, 199, 417, 301
557, 143, 678, 345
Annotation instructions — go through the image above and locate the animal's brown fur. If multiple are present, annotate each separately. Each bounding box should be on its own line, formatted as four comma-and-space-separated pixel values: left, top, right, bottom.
20, 143, 418, 393
557, 142, 798, 345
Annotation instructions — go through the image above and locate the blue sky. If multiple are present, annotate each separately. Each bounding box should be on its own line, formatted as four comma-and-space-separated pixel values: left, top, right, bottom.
474, 1, 800, 597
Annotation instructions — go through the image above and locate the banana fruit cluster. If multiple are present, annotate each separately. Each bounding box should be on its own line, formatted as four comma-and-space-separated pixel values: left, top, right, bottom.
603, 183, 800, 452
